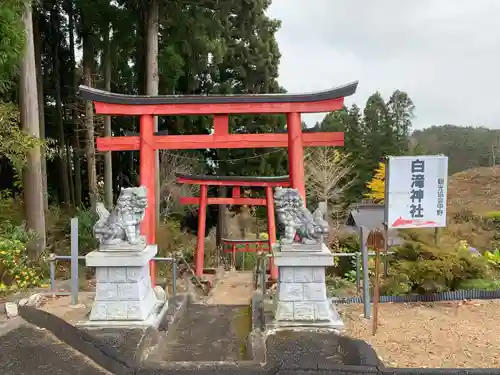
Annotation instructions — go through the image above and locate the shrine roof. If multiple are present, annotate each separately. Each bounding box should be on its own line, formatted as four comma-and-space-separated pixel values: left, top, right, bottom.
78, 82, 358, 106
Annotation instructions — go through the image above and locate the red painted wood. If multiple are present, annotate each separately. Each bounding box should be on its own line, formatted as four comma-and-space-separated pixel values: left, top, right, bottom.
222, 240, 269, 245
223, 245, 268, 253
232, 187, 241, 198
176, 178, 290, 188
287, 112, 306, 200
93, 97, 344, 115
139, 114, 156, 285
196, 185, 208, 277
265, 186, 278, 280
214, 114, 229, 136
179, 197, 267, 206
96, 132, 344, 152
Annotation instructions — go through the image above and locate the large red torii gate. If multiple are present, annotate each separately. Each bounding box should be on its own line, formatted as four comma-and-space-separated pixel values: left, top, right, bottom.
79, 81, 358, 285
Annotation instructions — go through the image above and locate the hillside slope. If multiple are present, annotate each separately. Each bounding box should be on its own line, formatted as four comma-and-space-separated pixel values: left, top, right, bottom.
447, 166, 500, 216
444, 166, 500, 250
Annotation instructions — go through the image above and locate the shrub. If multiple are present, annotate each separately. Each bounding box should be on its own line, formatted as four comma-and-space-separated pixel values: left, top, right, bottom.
329, 233, 360, 276
456, 278, 500, 291
483, 211, 500, 221
0, 227, 43, 293
45, 205, 98, 257
325, 275, 357, 297
157, 219, 196, 261
386, 232, 491, 294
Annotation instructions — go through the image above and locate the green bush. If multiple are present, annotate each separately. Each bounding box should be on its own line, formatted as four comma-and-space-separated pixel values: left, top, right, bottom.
329, 233, 360, 277
325, 275, 357, 298
46, 205, 98, 257
456, 278, 500, 291
483, 211, 500, 220
385, 233, 491, 295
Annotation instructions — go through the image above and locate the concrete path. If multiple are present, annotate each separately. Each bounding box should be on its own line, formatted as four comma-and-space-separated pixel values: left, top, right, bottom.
205, 271, 254, 305
156, 304, 251, 362
151, 271, 255, 362
0, 319, 111, 375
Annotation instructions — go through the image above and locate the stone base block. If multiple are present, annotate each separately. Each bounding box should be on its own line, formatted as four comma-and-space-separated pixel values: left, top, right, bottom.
272, 245, 344, 330
86, 245, 161, 322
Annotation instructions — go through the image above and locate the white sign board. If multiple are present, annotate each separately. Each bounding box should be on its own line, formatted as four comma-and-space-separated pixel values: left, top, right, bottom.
386, 155, 448, 229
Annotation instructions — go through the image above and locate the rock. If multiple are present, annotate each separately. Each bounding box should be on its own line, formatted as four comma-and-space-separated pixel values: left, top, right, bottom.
154, 286, 167, 302
5, 302, 18, 319
25, 293, 44, 308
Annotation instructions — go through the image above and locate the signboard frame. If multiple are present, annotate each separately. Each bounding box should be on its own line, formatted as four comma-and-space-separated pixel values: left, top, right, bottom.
384, 155, 448, 230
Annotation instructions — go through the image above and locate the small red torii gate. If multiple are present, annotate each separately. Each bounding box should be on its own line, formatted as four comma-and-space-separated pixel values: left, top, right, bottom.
79, 81, 358, 286
176, 173, 291, 279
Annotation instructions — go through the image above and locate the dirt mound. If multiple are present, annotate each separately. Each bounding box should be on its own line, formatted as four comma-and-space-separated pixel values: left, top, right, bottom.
447, 166, 500, 216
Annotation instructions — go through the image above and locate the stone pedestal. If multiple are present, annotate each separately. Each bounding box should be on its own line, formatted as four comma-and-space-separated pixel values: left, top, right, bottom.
272, 243, 344, 330
85, 245, 162, 323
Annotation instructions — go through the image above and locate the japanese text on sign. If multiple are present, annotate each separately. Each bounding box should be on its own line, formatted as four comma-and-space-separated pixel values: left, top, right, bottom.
410, 159, 425, 218
385, 155, 448, 229
437, 178, 445, 216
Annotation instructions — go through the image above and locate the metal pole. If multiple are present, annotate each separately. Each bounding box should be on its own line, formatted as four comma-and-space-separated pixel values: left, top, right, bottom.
383, 224, 389, 277
49, 254, 56, 293
171, 255, 177, 299
261, 256, 267, 291
360, 226, 371, 318
70, 217, 79, 305
355, 252, 361, 294
372, 247, 381, 335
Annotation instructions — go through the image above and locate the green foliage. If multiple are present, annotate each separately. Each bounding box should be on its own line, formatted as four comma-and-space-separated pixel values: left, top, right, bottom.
383, 232, 491, 295
157, 220, 196, 260
483, 211, 500, 220
325, 275, 357, 297
456, 278, 500, 291
483, 250, 500, 268
45, 206, 98, 257
0, 190, 43, 293
0, 0, 25, 93
0, 102, 48, 186
316, 90, 414, 202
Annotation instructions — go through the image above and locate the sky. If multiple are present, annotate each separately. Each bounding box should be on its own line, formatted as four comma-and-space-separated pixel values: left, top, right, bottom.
267, 0, 500, 130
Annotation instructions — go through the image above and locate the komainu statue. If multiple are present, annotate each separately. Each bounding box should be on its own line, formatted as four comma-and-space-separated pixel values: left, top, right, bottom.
94, 186, 148, 250
274, 187, 329, 245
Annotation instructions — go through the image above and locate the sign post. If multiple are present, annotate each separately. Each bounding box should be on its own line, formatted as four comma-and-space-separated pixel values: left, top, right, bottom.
367, 229, 385, 335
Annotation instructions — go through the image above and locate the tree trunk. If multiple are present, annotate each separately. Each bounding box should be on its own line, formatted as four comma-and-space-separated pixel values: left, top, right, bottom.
68, 0, 82, 207
33, 9, 48, 211
145, 0, 160, 223
20, 2, 46, 257
51, 5, 71, 205
63, 104, 75, 205
83, 36, 98, 210
103, 24, 113, 209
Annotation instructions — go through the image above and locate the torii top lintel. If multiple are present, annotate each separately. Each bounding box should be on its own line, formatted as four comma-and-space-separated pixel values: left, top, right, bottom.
78, 81, 358, 115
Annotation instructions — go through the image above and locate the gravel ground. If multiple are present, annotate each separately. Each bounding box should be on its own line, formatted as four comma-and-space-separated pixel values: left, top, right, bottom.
339, 300, 500, 368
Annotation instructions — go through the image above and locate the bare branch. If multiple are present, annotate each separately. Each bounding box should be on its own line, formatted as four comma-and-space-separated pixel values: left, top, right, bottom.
304, 147, 355, 215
